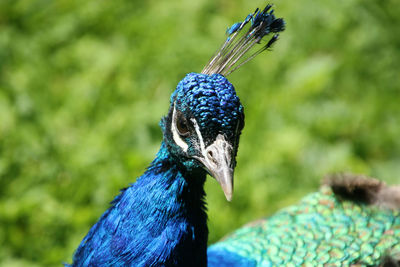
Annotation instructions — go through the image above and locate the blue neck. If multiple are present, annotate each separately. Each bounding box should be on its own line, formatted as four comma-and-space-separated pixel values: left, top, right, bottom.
72, 142, 208, 266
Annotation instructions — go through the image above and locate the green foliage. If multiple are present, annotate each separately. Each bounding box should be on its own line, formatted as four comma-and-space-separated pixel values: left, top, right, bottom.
0, 0, 399, 265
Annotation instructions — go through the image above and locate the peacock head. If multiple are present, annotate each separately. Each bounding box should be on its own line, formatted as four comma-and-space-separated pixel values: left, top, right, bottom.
161, 72, 244, 201
161, 4, 285, 201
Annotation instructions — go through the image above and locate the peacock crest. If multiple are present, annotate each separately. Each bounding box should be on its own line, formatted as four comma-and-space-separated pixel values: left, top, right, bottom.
68, 3, 400, 267
202, 4, 285, 76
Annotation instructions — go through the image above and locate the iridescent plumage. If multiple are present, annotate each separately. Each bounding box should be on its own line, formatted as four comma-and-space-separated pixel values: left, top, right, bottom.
203, 4, 285, 76
68, 3, 400, 267
208, 180, 400, 266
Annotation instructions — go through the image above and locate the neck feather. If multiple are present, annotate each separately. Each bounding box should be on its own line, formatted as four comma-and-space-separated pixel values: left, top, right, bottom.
72, 141, 209, 266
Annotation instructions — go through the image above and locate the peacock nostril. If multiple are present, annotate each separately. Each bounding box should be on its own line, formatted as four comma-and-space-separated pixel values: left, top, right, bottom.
207, 150, 218, 166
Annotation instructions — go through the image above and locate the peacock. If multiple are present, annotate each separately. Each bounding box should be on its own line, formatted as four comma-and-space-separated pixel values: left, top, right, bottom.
68, 3, 400, 266
207, 174, 400, 266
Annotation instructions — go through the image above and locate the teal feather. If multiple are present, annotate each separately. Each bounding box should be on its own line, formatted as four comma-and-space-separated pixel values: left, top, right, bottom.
67, 3, 400, 266
208, 184, 400, 266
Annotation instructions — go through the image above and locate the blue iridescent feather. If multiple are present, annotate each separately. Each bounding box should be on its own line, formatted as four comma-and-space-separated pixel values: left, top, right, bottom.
68, 3, 400, 267
69, 73, 244, 266
203, 4, 285, 75
71, 142, 208, 266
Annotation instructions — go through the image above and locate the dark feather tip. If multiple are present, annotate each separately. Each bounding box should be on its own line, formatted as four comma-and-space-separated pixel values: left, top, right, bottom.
379, 255, 400, 267
323, 173, 400, 209
323, 173, 383, 204
202, 3, 285, 76
270, 18, 285, 33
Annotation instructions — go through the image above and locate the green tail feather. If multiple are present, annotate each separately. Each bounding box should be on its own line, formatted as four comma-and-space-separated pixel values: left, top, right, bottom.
209, 185, 400, 266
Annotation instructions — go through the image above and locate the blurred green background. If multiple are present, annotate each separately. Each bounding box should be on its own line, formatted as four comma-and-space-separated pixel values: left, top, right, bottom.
0, 0, 399, 265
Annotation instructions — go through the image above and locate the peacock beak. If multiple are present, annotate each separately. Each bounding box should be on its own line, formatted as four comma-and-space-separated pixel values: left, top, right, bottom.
195, 134, 234, 201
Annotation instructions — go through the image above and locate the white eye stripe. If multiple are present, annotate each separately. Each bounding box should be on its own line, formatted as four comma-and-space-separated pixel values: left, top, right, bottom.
171, 104, 209, 155
190, 118, 205, 152
171, 105, 189, 152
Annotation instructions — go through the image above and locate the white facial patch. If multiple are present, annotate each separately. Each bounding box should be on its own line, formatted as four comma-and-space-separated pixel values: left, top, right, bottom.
191, 118, 232, 163
171, 105, 188, 152
191, 118, 205, 152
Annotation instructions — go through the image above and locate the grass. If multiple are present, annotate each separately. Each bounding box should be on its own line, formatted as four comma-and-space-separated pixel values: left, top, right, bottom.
0, 0, 399, 265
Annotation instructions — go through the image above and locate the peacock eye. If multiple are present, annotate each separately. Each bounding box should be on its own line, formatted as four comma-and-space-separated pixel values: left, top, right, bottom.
176, 115, 190, 137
